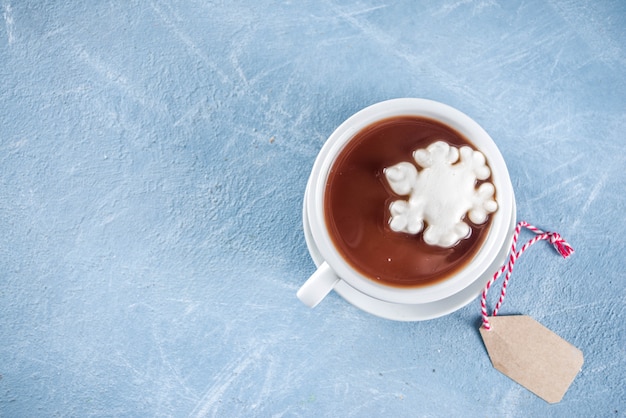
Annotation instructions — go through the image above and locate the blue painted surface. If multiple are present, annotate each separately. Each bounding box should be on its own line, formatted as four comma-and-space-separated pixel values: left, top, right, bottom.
1, 1, 624, 416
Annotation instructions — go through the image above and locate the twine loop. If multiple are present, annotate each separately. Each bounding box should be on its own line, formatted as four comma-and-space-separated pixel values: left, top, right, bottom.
480, 221, 574, 330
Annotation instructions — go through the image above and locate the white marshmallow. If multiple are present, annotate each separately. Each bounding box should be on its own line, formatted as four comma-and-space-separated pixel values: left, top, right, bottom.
384, 141, 498, 248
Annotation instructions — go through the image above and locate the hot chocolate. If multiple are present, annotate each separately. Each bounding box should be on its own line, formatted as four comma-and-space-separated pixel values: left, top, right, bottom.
324, 116, 497, 288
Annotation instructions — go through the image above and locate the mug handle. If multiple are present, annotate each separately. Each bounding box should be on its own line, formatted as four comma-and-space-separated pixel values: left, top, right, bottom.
297, 262, 340, 308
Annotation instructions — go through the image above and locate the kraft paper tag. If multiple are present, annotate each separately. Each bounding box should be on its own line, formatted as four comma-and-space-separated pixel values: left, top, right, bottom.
480, 315, 584, 403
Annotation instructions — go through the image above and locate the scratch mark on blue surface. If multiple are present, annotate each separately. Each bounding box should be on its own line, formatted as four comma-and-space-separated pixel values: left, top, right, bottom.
189, 347, 264, 418
149, 1, 231, 86
3, 2, 15, 44
152, 326, 200, 404
433, 0, 472, 16
75, 46, 128, 85
587, 359, 623, 374
174, 98, 212, 127
247, 61, 292, 88
1, 137, 27, 153
500, 386, 524, 415
550, 46, 564, 76
249, 353, 276, 411
541, 301, 607, 317
526, 172, 585, 203
433, 0, 472, 15
548, 0, 626, 66
525, 114, 574, 142
73, 43, 166, 113
342, 4, 389, 17
546, 153, 584, 175
324, 1, 491, 113
433, 0, 498, 17
571, 169, 608, 230
228, 37, 254, 89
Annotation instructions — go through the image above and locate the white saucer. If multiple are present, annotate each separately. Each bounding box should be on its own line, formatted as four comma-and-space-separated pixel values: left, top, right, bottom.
302, 185, 516, 321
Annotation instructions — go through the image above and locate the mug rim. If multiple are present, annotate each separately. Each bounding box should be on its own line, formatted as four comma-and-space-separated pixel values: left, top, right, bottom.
307, 98, 514, 305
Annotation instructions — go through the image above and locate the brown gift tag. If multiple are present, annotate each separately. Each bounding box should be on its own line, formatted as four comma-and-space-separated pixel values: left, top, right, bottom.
480, 315, 584, 403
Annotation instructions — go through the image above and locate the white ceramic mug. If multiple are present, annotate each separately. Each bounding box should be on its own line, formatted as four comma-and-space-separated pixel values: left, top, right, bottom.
298, 98, 515, 314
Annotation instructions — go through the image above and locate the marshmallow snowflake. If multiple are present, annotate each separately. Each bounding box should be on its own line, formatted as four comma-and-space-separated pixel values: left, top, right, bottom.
384, 141, 498, 248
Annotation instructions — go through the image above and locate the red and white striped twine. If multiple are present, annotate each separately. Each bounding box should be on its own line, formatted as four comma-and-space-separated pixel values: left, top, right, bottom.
480, 221, 574, 330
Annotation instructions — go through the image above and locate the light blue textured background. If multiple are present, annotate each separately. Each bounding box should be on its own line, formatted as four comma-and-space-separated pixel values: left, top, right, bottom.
1, 1, 624, 417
